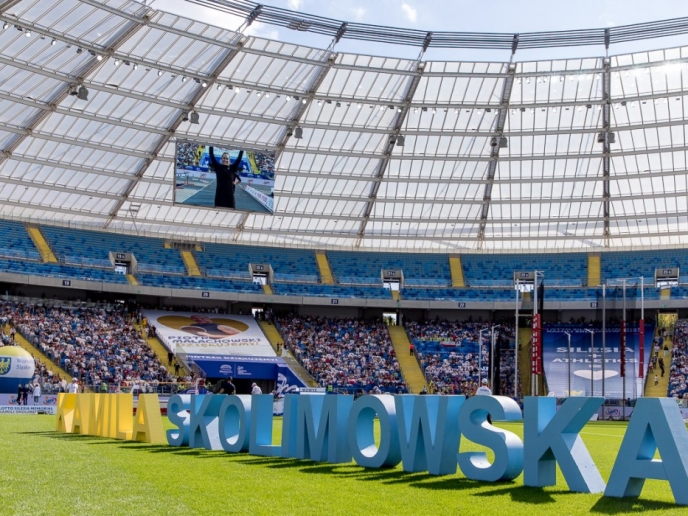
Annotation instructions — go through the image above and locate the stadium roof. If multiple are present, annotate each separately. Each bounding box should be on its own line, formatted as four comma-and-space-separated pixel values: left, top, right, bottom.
2, 0, 688, 252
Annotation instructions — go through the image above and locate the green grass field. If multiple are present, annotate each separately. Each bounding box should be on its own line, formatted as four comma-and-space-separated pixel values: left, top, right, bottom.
0, 415, 681, 515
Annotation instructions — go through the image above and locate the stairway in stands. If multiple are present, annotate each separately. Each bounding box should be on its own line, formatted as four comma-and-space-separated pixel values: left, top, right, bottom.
258, 320, 317, 387
449, 256, 465, 287
136, 324, 186, 377
8, 324, 74, 382
315, 251, 334, 284
587, 253, 601, 287
387, 324, 428, 393
180, 250, 202, 276
644, 313, 677, 397
25, 225, 58, 263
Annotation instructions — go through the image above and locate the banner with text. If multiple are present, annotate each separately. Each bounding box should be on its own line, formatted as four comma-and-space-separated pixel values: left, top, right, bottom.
543, 324, 654, 398
143, 311, 275, 357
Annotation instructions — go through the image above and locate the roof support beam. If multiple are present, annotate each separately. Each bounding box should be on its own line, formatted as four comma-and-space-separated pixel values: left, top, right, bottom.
355, 62, 426, 246
276, 167, 688, 185
0, 124, 167, 160
601, 56, 612, 246
0, 9, 150, 168
104, 36, 247, 227
0, 155, 167, 185
477, 63, 516, 248
234, 50, 337, 238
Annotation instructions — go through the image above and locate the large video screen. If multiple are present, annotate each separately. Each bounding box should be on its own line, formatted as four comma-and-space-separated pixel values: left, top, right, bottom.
174, 141, 275, 213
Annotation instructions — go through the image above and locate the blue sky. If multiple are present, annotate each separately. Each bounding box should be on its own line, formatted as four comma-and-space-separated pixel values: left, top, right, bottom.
155, 0, 688, 62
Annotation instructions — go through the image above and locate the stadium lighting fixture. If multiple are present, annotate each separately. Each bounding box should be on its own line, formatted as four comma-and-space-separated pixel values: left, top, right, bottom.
2, 22, 8, 30
96, 54, 103, 61
201, 80, 207, 87
114, 59, 120, 65
189, 111, 199, 124
76, 47, 83, 54
68, 84, 79, 96
158, 70, 162, 76
133, 63, 138, 70
182, 76, 187, 82
301, 99, 306, 104
357, 103, 362, 109
76, 86, 88, 101
25, 30, 31, 37
51, 38, 56, 45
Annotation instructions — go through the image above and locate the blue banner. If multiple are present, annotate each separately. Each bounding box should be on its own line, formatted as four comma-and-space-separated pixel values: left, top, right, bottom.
543, 324, 654, 398
186, 354, 306, 394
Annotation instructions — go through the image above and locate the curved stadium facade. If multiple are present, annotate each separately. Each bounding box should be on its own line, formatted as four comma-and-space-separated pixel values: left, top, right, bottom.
0, 0, 688, 310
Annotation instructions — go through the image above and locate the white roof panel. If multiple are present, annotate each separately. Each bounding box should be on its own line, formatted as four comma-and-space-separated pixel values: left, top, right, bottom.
0, 0, 687, 251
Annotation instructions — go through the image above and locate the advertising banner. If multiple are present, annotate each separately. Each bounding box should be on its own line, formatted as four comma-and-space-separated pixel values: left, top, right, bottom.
543, 324, 654, 398
531, 314, 542, 375
0, 393, 58, 414
144, 311, 275, 357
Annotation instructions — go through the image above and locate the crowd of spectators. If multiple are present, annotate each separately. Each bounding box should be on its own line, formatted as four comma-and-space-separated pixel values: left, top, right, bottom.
176, 142, 200, 170
669, 320, 688, 398
0, 301, 174, 392
275, 315, 406, 394
405, 319, 517, 397
252, 151, 275, 180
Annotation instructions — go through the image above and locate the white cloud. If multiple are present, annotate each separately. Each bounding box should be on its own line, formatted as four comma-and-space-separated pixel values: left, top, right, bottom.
400, 2, 417, 23
288, 0, 303, 10
350, 7, 367, 20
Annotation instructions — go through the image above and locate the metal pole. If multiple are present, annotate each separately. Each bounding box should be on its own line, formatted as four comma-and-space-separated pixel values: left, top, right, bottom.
564, 331, 571, 397
622, 280, 627, 421
479, 328, 489, 385
533, 270, 538, 396
602, 283, 606, 419
585, 329, 595, 396
515, 286, 519, 399
491, 324, 500, 394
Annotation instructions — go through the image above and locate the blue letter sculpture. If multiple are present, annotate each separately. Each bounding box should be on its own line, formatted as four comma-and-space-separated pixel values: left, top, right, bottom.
523, 396, 605, 493
249, 394, 281, 456
189, 394, 225, 450
348, 395, 401, 469
605, 397, 688, 505
166, 394, 190, 447
218, 395, 252, 453
395, 395, 464, 475
295, 394, 352, 463
457, 395, 523, 482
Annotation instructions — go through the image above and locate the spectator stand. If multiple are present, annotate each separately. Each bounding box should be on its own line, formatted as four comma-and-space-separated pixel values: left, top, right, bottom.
405, 320, 517, 398
275, 315, 407, 395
